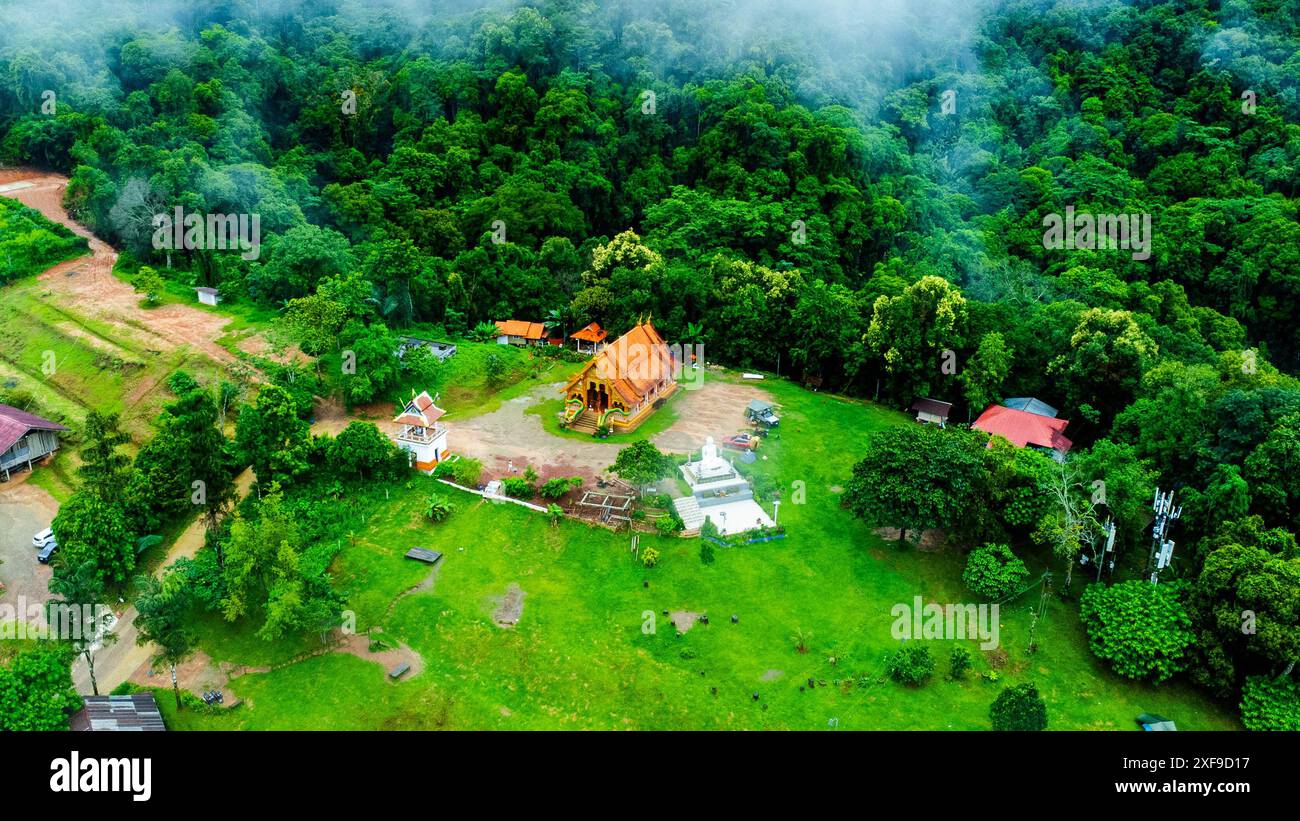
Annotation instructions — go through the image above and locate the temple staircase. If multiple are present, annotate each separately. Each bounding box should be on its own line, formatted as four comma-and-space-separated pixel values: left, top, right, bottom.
672, 496, 706, 532
568, 410, 600, 434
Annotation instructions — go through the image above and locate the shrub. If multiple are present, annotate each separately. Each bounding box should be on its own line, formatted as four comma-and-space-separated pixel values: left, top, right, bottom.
1080, 581, 1194, 683
433, 457, 482, 488
990, 682, 1047, 731
887, 643, 934, 686
423, 492, 454, 523
501, 476, 535, 499
132, 266, 166, 305
640, 546, 660, 568
1240, 675, 1300, 731
658, 515, 683, 537
949, 646, 972, 680
546, 503, 564, 527
538, 476, 582, 500
962, 543, 1030, 600
698, 539, 714, 563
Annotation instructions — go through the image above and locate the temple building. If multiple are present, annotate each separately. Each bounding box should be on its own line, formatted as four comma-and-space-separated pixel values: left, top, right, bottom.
560, 318, 677, 432
392, 390, 448, 473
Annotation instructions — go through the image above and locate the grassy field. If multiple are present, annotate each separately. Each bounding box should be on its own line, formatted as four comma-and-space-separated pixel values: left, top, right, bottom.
0, 278, 230, 444
155, 371, 1240, 731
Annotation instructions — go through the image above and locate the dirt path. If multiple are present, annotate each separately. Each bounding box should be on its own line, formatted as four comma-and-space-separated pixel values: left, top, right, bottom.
72, 468, 256, 694
0, 169, 240, 367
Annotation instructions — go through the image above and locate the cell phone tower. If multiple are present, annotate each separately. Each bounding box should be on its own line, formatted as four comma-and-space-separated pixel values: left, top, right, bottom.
1148, 488, 1182, 584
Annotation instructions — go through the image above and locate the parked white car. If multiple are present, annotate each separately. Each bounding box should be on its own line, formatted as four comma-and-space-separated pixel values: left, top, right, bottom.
33, 528, 55, 549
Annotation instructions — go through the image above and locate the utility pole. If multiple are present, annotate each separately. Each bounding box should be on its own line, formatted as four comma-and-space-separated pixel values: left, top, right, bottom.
1082, 517, 1118, 583
1100, 517, 1116, 582
1147, 488, 1182, 584
1026, 571, 1053, 653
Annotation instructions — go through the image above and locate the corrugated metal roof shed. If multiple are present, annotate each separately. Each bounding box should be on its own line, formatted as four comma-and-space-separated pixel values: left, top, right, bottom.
70, 694, 166, 732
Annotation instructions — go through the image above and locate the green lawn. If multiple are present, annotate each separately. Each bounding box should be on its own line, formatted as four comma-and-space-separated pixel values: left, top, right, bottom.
525, 393, 681, 441
156, 372, 1239, 730
0, 277, 228, 443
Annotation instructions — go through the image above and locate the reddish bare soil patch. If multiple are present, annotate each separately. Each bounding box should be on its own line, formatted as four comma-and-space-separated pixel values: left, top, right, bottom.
128, 649, 269, 703
0, 171, 240, 368
311, 395, 394, 437
653, 373, 773, 453
336, 631, 425, 679
873, 527, 948, 552
453, 385, 623, 485
238, 332, 311, 366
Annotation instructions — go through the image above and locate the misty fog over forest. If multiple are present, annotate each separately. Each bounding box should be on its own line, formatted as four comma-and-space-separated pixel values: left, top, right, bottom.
0, 0, 1298, 738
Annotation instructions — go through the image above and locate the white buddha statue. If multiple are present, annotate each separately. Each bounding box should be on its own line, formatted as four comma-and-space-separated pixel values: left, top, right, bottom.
696, 436, 733, 479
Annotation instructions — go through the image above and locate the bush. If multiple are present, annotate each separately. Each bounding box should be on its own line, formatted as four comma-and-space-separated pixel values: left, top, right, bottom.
990, 682, 1048, 731
962, 543, 1030, 600
423, 492, 454, 523
699, 539, 714, 563
433, 457, 482, 488
538, 476, 582, 500
132, 265, 166, 305
501, 476, 535, 499
887, 643, 934, 686
949, 646, 972, 680
640, 546, 660, 568
1079, 581, 1194, 683
700, 518, 720, 539
657, 515, 682, 537
1240, 675, 1300, 731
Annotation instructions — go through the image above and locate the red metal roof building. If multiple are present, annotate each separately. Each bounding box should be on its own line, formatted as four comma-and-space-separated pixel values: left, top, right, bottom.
0, 404, 68, 480
972, 404, 1073, 457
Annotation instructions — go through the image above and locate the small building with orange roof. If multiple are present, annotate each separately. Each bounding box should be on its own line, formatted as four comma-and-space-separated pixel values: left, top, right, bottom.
392, 390, 449, 472
569, 321, 608, 354
494, 319, 547, 346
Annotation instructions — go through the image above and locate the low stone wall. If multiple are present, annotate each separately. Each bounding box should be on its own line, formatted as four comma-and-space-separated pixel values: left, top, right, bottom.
435, 478, 550, 513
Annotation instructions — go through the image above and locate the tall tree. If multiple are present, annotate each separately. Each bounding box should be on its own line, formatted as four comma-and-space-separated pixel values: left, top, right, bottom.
844, 425, 984, 545
134, 572, 196, 710
46, 559, 115, 696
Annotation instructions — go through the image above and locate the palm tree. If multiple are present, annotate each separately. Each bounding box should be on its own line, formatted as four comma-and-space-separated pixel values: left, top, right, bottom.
47, 560, 114, 696
134, 574, 196, 710
544, 306, 571, 340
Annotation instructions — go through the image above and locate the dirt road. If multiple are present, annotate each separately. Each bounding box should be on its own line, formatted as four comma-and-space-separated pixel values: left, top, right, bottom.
450, 374, 774, 484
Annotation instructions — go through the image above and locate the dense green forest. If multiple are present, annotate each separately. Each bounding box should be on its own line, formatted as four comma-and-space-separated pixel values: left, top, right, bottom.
1, 0, 1298, 729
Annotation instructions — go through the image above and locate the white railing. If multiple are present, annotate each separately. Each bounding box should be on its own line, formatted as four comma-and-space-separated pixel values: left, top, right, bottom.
396, 424, 443, 444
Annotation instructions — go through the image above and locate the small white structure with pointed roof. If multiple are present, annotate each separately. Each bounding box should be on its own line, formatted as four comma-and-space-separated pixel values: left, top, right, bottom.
392, 390, 448, 473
